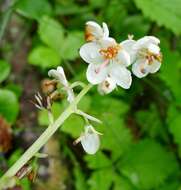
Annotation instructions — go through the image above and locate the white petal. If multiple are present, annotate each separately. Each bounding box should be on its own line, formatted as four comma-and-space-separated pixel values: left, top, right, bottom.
81, 133, 100, 154
115, 49, 131, 67
109, 64, 132, 89
102, 22, 109, 38
121, 39, 136, 52
148, 44, 160, 54
100, 37, 116, 48
86, 63, 108, 84
79, 42, 104, 64
86, 21, 103, 39
48, 66, 68, 86
121, 39, 136, 63
149, 60, 161, 73
133, 36, 160, 50
98, 77, 116, 95
132, 59, 149, 78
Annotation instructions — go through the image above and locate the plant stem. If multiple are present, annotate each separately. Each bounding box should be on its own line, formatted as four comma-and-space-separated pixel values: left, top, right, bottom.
0, 83, 92, 188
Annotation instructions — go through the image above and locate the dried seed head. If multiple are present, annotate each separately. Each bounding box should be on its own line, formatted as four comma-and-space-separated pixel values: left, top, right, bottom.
41, 79, 57, 95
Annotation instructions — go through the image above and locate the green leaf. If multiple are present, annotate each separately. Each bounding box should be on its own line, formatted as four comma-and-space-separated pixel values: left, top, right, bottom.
158, 181, 181, 190
113, 176, 135, 190
134, 0, 181, 34
135, 104, 167, 140
99, 115, 132, 159
91, 96, 129, 116
38, 16, 64, 53
88, 168, 115, 190
85, 152, 112, 169
28, 46, 60, 69
167, 105, 181, 154
61, 114, 84, 138
0, 60, 11, 83
89, 0, 105, 8
119, 139, 179, 190
8, 149, 23, 167
61, 31, 84, 60
121, 15, 150, 38
104, 0, 127, 32
159, 45, 181, 104
5, 84, 22, 99
19, 178, 31, 190
16, 0, 52, 20
0, 89, 19, 124
73, 166, 88, 190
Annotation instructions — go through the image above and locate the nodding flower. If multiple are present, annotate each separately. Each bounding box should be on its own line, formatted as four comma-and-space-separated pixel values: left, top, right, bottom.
122, 36, 162, 78
74, 125, 101, 154
48, 66, 74, 103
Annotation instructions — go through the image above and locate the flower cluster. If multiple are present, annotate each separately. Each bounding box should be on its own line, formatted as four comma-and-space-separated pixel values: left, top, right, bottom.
79, 21, 162, 94
43, 21, 162, 155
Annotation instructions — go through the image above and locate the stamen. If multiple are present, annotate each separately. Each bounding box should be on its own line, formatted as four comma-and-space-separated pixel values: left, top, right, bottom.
99, 44, 121, 59
145, 51, 162, 65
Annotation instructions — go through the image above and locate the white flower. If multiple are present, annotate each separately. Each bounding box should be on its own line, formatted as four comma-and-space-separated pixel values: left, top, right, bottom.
75, 125, 100, 154
48, 66, 74, 102
98, 76, 117, 95
123, 36, 162, 78
80, 37, 132, 89
85, 21, 109, 42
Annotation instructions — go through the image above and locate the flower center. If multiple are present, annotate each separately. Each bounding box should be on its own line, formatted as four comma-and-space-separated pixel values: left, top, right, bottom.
99, 45, 121, 59
146, 51, 162, 65
138, 49, 162, 65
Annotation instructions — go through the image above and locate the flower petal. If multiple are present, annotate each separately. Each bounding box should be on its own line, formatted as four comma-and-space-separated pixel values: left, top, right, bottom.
98, 77, 116, 95
109, 64, 132, 89
79, 42, 104, 64
148, 44, 160, 54
100, 37, 116, 48
102, 22, 109, 38
48, 66, 68, 86
86, 63, 108, 84
132, 59, 149, 78
86, 21, 103, 40
133, 36, 160, 50
81, 133, 100, 154
149, 60, 161, 73
121, 39, 136, 63
115, 49, 131, 67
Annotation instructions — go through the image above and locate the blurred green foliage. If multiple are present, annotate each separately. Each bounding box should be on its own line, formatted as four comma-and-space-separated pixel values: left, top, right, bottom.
0, 0, 181, 189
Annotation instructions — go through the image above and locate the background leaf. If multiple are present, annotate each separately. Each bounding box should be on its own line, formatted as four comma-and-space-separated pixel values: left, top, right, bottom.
38, 16, 64, 53
0, 60, 11, 83
28, 46, 60, 69
134, 0, 181, 34
119, 139, 179, 189
16, 0, 52, 20
0, 89, 19, 124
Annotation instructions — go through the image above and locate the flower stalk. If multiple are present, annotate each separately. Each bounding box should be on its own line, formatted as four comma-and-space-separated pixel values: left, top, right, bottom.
0, 83, 92, 188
